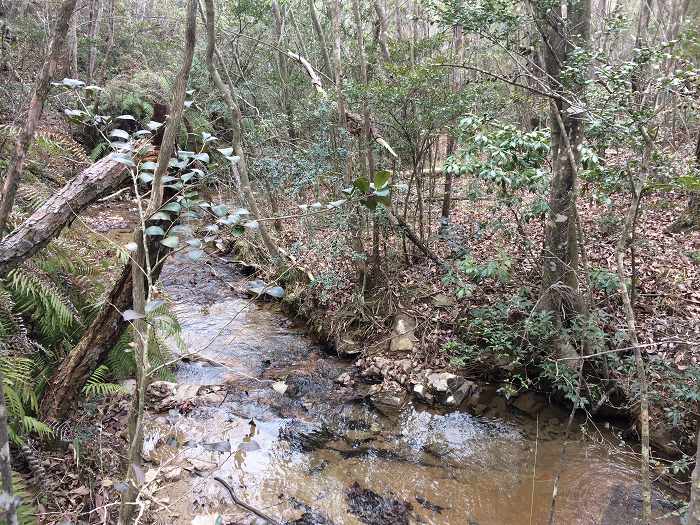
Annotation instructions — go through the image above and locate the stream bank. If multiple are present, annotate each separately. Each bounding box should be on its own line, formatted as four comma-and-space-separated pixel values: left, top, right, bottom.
136, 248, 683, 525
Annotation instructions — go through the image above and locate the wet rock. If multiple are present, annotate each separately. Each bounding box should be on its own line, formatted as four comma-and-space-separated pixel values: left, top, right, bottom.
346, 482, 412, 525
511, 392, 547, 417
389, 314, 417, 352
412, 383, 434, 404
201, 441, 231, 453
245, 279, 285, 299
412, 372, 477, 407
335, 372, 352, 386
445, 380, 479, 407
369, 384, 407, 412
288, 497, 337, 525
279, 422, 335, 452
336, 335, 362, 357
415, 495, 445, 513
600, 483, 680, 524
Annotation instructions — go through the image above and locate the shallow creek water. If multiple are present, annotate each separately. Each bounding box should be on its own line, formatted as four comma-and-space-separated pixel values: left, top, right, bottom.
137, 251, 680, 525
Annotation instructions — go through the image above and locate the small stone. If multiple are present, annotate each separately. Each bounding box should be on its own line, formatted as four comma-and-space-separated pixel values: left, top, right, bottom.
272, 381, 288, 395
163, 466, 182, 482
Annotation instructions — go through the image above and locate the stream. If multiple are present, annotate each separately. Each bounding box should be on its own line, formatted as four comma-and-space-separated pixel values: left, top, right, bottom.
128, 249, 684, 525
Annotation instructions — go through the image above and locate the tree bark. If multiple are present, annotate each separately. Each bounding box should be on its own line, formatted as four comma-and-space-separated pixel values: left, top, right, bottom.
330, 0, 350, 184
0, 154, 129, 277
308, 0, 333, 77
67, 7, 78, 77
41, 262, 132, 419
352, 0, 381, 282
689, 425, 700, 525
0, 370, 20, 525
271, 1, 296, 142
119, 0, 197, 520
615, 134, 653, 525
87, 0, 102, 81
440, 19, 464, 227
0, 0, 79, 236
537, 0, 591, 321
202, 0, 280, 261
374, 0, 390, 63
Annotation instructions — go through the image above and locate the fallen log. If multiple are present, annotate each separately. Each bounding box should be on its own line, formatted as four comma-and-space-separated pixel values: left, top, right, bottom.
0, 153, 131, 276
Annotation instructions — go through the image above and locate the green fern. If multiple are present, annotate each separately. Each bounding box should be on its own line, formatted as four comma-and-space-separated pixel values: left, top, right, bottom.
13, 472, 37, 525
83, 365, 126, 398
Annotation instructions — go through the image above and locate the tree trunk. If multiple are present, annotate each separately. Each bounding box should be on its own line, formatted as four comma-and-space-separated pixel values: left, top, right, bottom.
308, 0, 333, 77
615, 134, 653, 525
202, 0, 280, 261
119, 0, 197, 520
330, 0, 350, 184
0, 0, 79, 236
0, 154, 129, 277
67, 4, 78, 77
537, 0, 591, 322
440, 19, 464, 227
352, 0, 381, 281
374, 0, 390, 63
87, 0, 102, 81
689, 425, 700, 525
0, 369, 20, 525
271, 1, 295, 142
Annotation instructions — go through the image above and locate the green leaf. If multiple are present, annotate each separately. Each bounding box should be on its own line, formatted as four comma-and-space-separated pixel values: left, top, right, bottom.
194, 152, 210, 163
374, 169, 391, 189
212, 204, 229, 217
110, 129, 130, 140
122, 309, 144, 321
61, 78, 85, 89
161, 202, 182, 213
145, 299, 165, 313
139, 173, 153, 184
160, 236, 179, 248
147, 120, 163, 130
353, 176, 370, 194
116, 114, 136, 121
144, 226, 165, 236
217, 147, 233, 156
374, 188, 390, 197
113, 154, 135, 167
141, 161, 158, 170
150, 212, 170, 221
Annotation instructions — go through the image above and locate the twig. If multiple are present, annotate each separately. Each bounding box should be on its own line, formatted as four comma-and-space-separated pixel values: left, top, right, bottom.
214, 476, 282, 525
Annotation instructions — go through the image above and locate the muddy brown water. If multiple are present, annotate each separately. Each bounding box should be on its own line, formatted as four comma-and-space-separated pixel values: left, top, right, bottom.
126, 250, 684, 525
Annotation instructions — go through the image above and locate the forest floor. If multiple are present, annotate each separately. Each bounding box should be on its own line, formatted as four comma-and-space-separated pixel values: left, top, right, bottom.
21, 166, 700, 524
264, 169, 700, 461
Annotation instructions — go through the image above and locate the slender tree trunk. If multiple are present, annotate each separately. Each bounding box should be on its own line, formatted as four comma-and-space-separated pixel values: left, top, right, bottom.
0, 371, 20, 525
308, 0, 333, 77
440, 19, 463, 227
271, 1, 295, 142
537, 0, 591, 324
119, 1, 196, 521
352, 0, 381, 281
330, 0, 350, 184
67, 5, 78, 77
0, 0, 78, 236
374, 0, 390, 63
87, 0, 102, 81
203, 0, 280, 261
615, 134, 653, 525
689, 425, 700, 525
